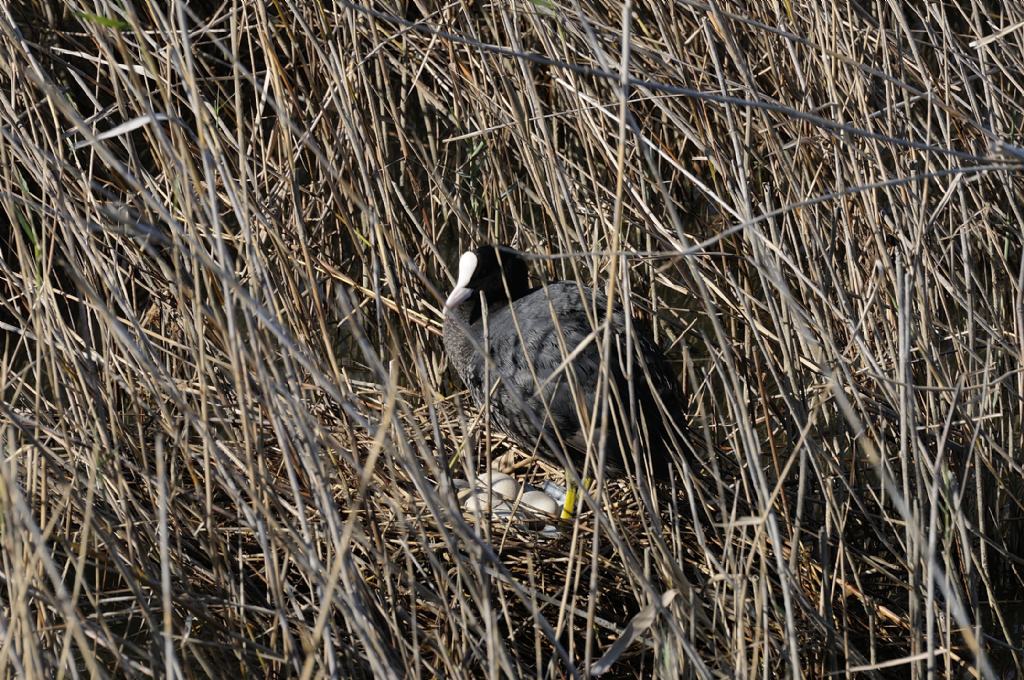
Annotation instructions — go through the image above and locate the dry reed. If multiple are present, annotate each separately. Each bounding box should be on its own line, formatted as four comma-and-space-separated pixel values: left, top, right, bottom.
1, 0, 1023, 677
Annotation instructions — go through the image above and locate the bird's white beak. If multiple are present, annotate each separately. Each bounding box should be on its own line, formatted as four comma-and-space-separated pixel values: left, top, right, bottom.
444, 251, 478, 309
444, 285, 474, 309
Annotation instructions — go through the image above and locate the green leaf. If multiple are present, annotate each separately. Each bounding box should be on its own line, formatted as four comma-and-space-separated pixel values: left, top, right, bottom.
76, 11, 131, 31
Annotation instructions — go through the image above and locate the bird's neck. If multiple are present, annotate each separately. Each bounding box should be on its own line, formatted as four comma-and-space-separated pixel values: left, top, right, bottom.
446, 295, 480, 326
443, 299, 479, 373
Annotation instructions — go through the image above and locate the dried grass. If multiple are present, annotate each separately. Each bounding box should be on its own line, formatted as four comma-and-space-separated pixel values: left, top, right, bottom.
1, 0, 1023, 677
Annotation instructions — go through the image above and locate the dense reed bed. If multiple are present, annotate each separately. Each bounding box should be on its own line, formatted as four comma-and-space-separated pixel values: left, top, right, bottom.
1, 0, 1023, 677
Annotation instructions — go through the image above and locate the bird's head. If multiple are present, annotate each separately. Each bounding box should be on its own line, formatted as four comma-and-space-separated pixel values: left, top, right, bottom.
444, 245, 530, 310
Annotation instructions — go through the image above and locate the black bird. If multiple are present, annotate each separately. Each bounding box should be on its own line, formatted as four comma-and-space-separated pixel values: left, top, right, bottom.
442, 245, 684, 478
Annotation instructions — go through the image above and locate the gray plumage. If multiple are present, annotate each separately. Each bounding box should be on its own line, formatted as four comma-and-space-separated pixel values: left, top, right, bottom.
443, 246, 682, 476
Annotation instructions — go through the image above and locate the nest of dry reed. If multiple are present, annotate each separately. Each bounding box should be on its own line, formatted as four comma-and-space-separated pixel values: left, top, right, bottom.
1, 0, 1023, 677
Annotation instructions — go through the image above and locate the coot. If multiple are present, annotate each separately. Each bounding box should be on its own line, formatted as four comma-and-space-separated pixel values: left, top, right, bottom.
443, 245, 683, 478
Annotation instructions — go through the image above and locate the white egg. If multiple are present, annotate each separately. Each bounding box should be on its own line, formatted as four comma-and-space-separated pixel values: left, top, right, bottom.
519, 490, 559, 517
461, 488, 515, 520
461, 489, 490, 515
481, 468, 510, 483
477, 469, 519, 499
490, 476, 520, 499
